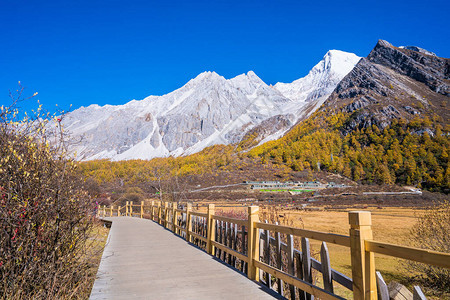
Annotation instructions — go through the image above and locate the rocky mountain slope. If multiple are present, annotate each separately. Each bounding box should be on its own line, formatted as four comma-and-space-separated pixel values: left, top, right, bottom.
323, 40, 449, 132
62, 51, 360, 161
245, 40, 449, 191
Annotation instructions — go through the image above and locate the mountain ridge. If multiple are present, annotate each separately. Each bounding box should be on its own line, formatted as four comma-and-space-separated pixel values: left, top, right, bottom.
63, 50, 361, 161
244, 39, 449, 191
322, 39, 449, 132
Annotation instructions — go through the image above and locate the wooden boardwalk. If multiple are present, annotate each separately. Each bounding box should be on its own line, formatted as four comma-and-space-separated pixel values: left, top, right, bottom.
90, 217, 280, 299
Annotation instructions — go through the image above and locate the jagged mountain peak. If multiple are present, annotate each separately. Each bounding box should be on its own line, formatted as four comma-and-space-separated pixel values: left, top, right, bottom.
323, 39, 449, 132
324, 49, 361, 62
321, 50, 362, 75
273, 50, 361, 103
399, 45, 436, 57
184, 70, 266, 91
187, 71, 224, 85
276, 50, 361, 86
367, 39, 449, 96
245, 70, 261, 81
373, 39, 437, 57
229, 70, 266, 90
376, 39, 393, 48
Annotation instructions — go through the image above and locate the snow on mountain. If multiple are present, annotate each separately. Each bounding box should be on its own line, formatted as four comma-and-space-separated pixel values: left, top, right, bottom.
275, 50, 361, 105
399, 45, 436, 57
63, 71, 290, 161
62, 51, 361, 161
246, 50, 362, 144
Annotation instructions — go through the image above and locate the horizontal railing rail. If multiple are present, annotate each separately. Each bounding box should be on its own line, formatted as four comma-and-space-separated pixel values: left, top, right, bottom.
211, 240, 249, 263
212, 214, 248, 226
190, 211, 208, 218
365, 240, 450, 269
256, 222, 351, 247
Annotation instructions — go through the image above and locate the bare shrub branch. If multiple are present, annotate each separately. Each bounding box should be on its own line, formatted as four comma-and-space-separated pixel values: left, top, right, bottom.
0, 86, 96, 299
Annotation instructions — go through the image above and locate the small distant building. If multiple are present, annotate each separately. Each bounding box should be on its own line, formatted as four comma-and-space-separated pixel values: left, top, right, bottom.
247, 180, 346, 190
298, 181, 324, 189
326, 182, 347, 188
248, 181, 298, 190
245, 180, 279, 185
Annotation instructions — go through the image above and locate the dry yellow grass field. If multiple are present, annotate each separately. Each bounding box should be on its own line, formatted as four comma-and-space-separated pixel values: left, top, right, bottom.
86, 222, 110, 297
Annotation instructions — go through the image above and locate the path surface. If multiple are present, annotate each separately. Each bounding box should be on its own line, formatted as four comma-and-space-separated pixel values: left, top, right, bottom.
90, 217, 278, 299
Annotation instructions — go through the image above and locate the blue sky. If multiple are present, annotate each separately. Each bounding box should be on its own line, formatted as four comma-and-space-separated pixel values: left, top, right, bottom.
1, 0, 449, 113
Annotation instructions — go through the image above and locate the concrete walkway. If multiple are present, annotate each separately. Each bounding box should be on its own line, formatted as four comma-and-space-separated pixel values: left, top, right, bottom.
90, 217, 279, 299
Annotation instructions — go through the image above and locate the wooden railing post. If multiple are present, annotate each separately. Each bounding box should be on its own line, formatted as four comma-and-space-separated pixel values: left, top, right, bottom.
172, 203, 177, 233
186, 203, 192, 243
349, 211, 376, 300
118, 206, 121, 217
140, 201, 144, 218
157, 201, 162, 224
247, 205, 260, 281
110, 205, 113, 217
130, 201, 133, 217
164, 202, 169, 228
102, 205, 106, 217
125, 201, 129, 216
206, 204, 215, 254
151, 200, 154, 221
161, 202, 165, 226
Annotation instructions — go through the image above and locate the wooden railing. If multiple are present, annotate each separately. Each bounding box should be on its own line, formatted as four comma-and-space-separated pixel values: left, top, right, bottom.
96, 202, 450, 300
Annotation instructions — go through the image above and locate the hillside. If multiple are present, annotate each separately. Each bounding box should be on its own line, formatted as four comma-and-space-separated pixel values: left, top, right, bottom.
247, 40, 449, 192
323, 40, 449, 131
79, 40, 449, 193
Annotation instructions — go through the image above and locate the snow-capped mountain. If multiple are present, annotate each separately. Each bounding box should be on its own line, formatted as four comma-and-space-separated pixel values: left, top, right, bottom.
275, 50, 361, 109
62, 50, 361, 161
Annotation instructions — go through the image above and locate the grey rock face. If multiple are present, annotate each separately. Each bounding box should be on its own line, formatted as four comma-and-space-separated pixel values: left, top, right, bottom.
239, 114, 294, 146
62, 106, 155, 157
399, 45, 436, 57
412, 128, 435, 137
324, 40, 449, 134
368, 40, 450, 96
403, 106, 420, 115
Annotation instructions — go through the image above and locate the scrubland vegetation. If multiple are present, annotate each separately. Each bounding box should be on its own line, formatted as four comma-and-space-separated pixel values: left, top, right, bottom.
408, 200, 450, 292
0, 89, 105, 299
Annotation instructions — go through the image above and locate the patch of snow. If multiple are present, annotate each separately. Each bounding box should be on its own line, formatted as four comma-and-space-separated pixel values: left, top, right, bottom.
256, 128, 290, 146
275, 50, 361, 103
